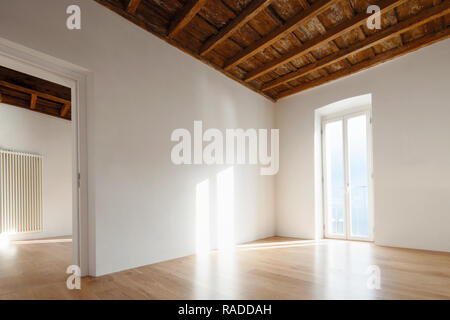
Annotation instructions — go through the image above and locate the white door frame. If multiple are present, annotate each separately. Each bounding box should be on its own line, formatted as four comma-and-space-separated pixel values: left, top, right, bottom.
321, 105, 374, 241
0, 37, 90, 275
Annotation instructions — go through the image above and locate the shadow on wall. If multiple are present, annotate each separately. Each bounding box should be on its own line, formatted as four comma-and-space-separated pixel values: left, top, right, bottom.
196, 166, 235, 254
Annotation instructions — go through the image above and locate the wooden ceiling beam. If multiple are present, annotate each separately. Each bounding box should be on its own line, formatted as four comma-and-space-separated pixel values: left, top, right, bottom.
0, 81, 71, 105
60, 103, 71, 118
200, 0, 273, 56
223, 0, 341, 70
126, 0, 141, 14
30, 93, 37, 109
276, 27, 450, 100
168, 0, 208, 38
245, 0, 410, 82
95, 0, 167, 34
263, 1, 450, 91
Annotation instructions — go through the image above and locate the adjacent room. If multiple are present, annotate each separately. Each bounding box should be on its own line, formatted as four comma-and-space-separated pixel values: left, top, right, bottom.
0, 0, 449, 301
0, 65, 73, 298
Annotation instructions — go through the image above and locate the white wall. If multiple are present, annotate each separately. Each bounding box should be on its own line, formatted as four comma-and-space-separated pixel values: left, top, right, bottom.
0, 103, 72, 240
0, 0, 275, 275
276, 39, 450, 252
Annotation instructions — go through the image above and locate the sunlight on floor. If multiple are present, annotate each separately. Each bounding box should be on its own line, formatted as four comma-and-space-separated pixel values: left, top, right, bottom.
236, 240, 325, 251
11, 238, 72, 245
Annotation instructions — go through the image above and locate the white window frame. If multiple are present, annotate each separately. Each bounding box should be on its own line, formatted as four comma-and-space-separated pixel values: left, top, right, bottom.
321, 105, 374, 241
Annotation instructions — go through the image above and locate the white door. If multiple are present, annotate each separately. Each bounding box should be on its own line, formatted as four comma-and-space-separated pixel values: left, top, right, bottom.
322, 110, 373, 241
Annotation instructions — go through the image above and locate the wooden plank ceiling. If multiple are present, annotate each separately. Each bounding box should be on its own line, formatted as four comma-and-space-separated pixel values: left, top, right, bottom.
0, 66, 71, 120
95, 0, 450, 101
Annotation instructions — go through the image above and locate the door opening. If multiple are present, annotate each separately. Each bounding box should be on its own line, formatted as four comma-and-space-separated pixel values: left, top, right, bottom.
322, 107, 373, 241
0, 37, 89, 275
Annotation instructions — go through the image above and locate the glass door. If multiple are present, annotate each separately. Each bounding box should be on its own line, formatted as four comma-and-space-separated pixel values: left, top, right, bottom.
322, 110, 373, 241
323, 119, 346, 238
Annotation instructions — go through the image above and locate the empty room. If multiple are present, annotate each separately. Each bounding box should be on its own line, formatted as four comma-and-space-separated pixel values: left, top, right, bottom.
0, 0, 449, 309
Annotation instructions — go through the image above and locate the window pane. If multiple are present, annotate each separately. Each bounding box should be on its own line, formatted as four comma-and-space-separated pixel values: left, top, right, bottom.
325, 120, 345, 235
347, 115, 369, 237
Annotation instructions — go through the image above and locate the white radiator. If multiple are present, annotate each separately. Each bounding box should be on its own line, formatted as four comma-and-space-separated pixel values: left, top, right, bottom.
0, 150, 43, 234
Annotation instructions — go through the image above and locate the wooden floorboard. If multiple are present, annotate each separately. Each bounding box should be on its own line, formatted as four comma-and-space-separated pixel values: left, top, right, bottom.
0, 236, 449, 299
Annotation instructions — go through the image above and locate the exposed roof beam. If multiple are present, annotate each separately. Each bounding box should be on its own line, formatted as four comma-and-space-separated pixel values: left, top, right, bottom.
200, 0, 273, 56
30, 93, 37, 109
263, 1, 450, 91
168, 0, 208, 38
244, 0, 410, 82
0, 81, 71, 105
60, 103, 71, 118
223, 0, 341, 70
126, 0, 141, 14
276, 27, 450, 99
94, 0, 167, 34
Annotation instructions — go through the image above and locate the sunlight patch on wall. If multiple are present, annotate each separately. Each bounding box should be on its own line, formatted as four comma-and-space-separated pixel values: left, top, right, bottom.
217, 167, 235, 251
196, 179, 210, 255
